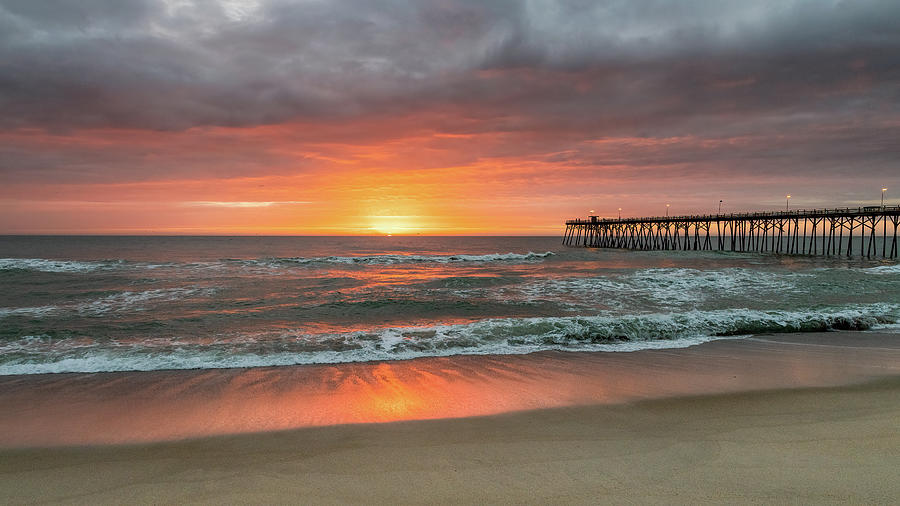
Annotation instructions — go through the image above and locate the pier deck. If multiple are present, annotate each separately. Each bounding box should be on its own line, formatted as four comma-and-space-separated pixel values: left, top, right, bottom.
563, 206, 900, 258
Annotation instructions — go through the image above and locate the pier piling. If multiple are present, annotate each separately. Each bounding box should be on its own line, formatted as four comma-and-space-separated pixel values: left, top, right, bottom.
564, 206, 900, 259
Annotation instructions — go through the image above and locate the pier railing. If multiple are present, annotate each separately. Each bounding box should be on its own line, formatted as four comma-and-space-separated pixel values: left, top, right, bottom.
563, 206, 900, 258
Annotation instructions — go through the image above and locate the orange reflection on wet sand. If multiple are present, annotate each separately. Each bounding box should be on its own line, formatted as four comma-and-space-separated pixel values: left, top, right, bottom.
363, 364, 430, 421
1, 333, 899, 448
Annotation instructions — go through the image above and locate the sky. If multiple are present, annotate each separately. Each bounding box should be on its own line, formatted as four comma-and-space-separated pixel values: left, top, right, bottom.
1, 0, 899, 235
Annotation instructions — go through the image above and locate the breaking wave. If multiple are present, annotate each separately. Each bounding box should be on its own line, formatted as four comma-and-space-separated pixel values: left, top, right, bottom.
0, 258, 125, 273
859, 264, 900, 275
522, 267, 805, 307
0, 252, 555, 274
1, 303, 895, 375
0, 287, 215, 318
248, 251, 556, 266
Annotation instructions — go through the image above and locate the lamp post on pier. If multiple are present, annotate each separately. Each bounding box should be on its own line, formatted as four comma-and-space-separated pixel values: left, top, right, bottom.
666, 204, 670, 217
786, 195, 791, 211
883, 188, 888, 209
718, 200, 723, 215
618, 208, 622, 220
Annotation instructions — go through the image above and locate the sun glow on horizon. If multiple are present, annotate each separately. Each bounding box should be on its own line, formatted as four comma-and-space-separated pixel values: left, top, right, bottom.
367, 215, 423, 235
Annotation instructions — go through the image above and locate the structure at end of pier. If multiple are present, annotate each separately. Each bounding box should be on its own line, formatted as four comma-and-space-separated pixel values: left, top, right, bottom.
563, 206, 900, 259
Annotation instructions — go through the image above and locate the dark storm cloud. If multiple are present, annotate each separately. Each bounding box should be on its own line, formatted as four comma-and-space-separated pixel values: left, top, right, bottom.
2, 0, 900, 198
1, 0, 899, 133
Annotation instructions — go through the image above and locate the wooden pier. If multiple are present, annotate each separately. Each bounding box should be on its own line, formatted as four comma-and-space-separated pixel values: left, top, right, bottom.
563, 206, 900, 259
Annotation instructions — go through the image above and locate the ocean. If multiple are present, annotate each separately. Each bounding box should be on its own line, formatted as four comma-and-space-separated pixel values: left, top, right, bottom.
1, 235, 898, 376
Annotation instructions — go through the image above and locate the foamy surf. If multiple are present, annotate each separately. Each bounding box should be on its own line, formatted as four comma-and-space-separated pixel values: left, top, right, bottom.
0, 287, 216, 318
860, 264, 900, 274
520, 267, 807, 307
3, 237, 899, 377
1, 303, 895, 375
0, 252, 556, 273
0, 258, 123, 273
246, 251, 556, 266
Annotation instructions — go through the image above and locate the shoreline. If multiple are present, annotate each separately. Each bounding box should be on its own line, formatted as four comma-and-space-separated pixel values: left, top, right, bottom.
2, 375, 898, 503
1, 331, 899, 502
1, 331, 899, 448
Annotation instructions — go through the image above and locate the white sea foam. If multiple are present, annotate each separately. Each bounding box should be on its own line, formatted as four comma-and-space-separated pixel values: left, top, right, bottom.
0, 334, 733, 375
624, 267, 804, 304
859, 264, 900, 274
75, 287, 216, 315
0, 252, 555, 275
0, 287, 215, 319
1, 303, 895, 375
518, 267, 805, 308
254, 251, 556, 266
0, 258, 117, 273
0, 305, 59, 318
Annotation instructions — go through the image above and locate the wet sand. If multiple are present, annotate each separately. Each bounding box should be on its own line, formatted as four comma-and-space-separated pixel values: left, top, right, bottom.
1, 332, 899, 503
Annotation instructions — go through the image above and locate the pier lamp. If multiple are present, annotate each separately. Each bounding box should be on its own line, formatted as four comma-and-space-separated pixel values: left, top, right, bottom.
883, 188, 888, 208
666, 204, 670, 217
618, 208, 622, 220
786, 195, 791, 211
718, 200, 723, 214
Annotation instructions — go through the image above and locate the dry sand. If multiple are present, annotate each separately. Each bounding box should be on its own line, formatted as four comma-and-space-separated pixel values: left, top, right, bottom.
1, 332, 899, 504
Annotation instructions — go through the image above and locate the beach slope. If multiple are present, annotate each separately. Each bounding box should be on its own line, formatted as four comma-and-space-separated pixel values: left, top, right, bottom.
1, 332, 899, 504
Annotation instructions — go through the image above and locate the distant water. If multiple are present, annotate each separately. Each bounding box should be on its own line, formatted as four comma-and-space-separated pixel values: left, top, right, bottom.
1, 236, 898, 375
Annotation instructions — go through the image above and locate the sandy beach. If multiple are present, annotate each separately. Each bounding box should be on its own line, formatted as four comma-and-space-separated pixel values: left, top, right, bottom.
1, 331, 899, 504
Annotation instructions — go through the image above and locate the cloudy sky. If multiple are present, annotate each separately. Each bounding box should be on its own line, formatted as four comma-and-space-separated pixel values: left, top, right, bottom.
1, 0, 898, 234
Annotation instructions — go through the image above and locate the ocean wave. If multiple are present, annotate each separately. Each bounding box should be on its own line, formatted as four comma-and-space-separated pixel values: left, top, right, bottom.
0, 287, 215, 319
623, 267, 805, 304
1, 303, 895, 375
75, 287, 217, 315
859, 264, 900, 274
0, 258, 124, 273
250, 251, 556, 266
519, 267, 805, 308
0, 305, 58, 318
0, 252, 555, 274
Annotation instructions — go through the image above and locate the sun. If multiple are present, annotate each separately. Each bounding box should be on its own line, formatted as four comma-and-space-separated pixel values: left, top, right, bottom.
367, 215, 419, 235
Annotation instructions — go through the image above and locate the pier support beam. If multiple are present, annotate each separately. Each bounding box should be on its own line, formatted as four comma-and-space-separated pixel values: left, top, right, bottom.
564, 206, 900, 259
